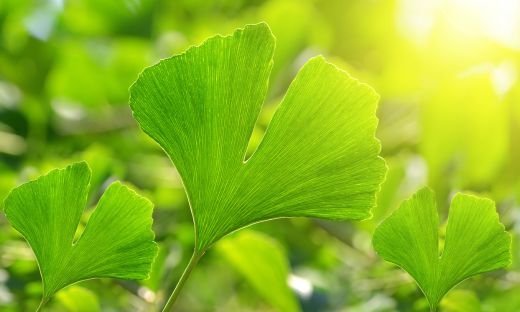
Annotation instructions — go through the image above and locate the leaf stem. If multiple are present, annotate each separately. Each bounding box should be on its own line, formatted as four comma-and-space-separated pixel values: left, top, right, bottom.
161, 250, 203, 312
36, 297, 49, 312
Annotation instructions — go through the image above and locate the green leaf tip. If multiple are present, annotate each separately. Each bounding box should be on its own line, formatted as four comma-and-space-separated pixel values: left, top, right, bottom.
373, 187, 511, 310
3, 161, 158, 300
129, 22, 386, 252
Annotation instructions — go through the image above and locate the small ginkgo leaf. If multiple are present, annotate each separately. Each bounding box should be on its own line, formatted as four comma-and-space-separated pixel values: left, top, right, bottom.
373, 187, 511, 311
129, 22, 386, 253
3, 162, 158, 303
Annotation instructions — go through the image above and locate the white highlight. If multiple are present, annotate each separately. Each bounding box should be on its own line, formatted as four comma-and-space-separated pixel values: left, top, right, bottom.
288, 274, 313, 299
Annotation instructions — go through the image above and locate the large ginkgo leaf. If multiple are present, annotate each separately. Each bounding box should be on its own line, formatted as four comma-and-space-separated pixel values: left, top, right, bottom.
129, 22, 386, 252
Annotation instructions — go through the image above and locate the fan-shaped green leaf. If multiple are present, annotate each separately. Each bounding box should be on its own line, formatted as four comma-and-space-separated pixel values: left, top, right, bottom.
373, 187, 511, 311
129, 22, 386, 253
3, 162, 158, 304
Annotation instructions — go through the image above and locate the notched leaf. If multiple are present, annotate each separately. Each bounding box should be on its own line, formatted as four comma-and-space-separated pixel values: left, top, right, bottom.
373, 187, 511, 311
130, 22, 386, 252
3, 162, 158, 300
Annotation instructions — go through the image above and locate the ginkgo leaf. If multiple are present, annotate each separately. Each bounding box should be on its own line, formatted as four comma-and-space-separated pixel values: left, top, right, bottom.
129, 22, 386, 253
55, 286, 100, 312
440, 289, 481, 312
373, 187, 511, 311
3, 162, 158, 304
217, 231, 300, 312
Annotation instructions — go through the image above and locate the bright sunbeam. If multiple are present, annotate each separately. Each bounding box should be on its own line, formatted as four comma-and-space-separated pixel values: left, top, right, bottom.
398, 0, 520, 49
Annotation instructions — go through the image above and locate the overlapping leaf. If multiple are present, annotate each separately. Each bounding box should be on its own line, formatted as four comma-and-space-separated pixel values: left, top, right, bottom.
217, 231, 300, 312
3, 162, 158, 301
373, 187, 511, 310
130, 23, 386, 252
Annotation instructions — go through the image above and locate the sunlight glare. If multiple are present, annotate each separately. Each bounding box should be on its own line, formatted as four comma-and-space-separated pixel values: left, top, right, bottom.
398, 0, 520, 49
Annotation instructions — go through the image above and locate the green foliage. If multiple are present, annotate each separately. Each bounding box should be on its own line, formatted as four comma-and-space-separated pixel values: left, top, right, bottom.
217, 231, 300, 312
421, 72, 508, 189
2, 0, 519, 310
3, 162, 158, 304
440, 289, 481, 312
129, 22, 386, 253
55, 286, 100, 312
46, 39, 151, 108
373, 187, 511, 311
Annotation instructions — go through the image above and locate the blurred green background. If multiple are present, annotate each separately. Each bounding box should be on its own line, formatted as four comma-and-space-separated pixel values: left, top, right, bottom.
1, 0, 519, 311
